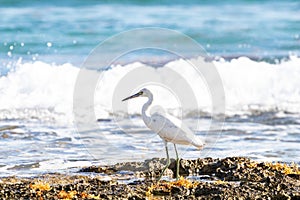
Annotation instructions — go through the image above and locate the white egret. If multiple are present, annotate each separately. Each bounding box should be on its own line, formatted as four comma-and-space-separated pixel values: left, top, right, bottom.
122, 88, 204, 180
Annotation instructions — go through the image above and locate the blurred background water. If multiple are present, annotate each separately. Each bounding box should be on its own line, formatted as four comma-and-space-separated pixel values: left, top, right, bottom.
0, 0, 300, 176
1, 0, 300, 67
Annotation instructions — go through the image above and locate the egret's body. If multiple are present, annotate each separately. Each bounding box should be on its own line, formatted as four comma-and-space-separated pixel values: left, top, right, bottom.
122, 88, 204, 180
145, 112, 204, 148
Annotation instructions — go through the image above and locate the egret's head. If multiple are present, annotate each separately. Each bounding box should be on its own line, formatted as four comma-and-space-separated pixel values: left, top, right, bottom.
122, 88, 151, 101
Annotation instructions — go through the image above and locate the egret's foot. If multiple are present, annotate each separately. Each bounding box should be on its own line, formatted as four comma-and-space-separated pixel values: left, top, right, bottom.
175, 170, 179, 180
175, 158, 180, 180
173, 144, 181, 180
158, 163, 171, 181
157, 174, 164, 182
158, 171, 169, 182
157, 171, 164, 181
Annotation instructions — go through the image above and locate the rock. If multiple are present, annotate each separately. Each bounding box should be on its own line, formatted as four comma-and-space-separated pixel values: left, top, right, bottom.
0, 157, 300, 199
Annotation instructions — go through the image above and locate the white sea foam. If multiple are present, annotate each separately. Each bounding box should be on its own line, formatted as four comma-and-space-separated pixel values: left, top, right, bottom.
215, 56, 300, 115
0, 61, 79, 123
0, 56, 299, 123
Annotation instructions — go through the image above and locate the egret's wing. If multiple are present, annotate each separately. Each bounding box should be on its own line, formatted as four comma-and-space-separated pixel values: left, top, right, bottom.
147, 112, 204, 148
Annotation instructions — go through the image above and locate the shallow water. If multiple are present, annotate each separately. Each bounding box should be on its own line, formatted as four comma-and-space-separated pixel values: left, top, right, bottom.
0, 110, 299, 177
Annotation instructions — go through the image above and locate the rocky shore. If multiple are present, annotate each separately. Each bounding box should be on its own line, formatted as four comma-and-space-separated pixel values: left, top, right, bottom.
1, 157, 299, 199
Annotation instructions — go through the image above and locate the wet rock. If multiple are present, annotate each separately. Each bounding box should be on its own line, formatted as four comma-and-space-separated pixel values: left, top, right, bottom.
79, 165, 117, 174
1, 157, 300, 199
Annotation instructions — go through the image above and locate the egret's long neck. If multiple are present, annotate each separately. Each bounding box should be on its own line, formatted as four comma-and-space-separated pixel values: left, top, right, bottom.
142, 94, 153, 125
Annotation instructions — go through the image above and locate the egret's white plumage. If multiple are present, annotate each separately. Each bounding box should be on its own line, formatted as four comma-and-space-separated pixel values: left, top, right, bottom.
147, 112, 204, 148
122, 88, 204, 180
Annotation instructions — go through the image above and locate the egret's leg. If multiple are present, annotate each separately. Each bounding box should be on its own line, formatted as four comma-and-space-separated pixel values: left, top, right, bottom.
158, 141, 170, 181
174, 144, 180, 180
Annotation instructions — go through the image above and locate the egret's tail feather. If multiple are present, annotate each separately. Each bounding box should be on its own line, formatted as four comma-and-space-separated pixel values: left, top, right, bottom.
192, 138, 205, 149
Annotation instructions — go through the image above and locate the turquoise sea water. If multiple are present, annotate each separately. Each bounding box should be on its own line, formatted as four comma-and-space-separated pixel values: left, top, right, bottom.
0, 0, 300, 176
1, 0, 300, 66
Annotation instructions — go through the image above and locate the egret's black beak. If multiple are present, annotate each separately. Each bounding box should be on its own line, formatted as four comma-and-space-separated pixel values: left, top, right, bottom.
122, 92, 142, 101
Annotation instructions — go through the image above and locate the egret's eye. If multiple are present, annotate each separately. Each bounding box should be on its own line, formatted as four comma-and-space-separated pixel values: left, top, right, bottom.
139, 91, 143, 95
